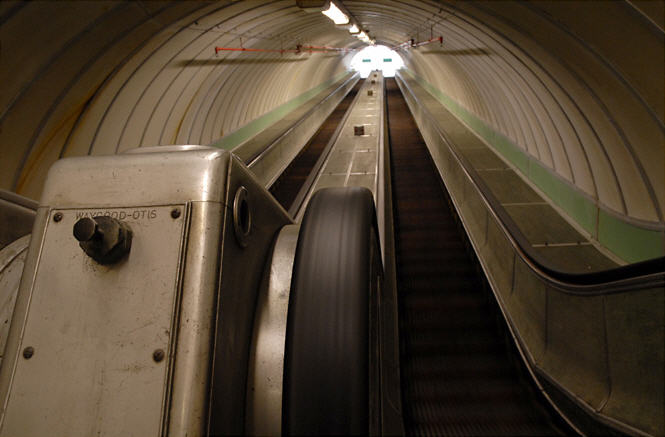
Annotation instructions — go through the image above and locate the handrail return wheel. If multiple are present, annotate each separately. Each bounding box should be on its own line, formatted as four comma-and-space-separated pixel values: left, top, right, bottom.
247, 187, 383, 436
284, 187, 382, 435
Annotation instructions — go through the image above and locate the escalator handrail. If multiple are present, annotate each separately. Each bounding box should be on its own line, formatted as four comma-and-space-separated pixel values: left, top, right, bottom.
287, 78, 365, 218
395, 73, 665, 295
0, 189, 38, 211
283, 187, 379, 435
244, 72, 360, 168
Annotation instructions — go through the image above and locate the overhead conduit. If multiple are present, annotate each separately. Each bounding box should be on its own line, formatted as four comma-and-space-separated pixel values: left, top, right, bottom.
391, 35, 443, 51
214, 44, 355, 54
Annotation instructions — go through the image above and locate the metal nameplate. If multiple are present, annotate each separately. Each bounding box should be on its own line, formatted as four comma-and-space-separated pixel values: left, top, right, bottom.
1, 205, 187, 437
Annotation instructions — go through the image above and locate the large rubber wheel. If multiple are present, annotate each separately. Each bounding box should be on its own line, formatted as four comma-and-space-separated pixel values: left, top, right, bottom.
283, 187, 378, 436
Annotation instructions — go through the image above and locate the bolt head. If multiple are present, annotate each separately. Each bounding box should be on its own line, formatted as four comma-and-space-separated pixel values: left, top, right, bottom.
153, 349, 165, 362
23, 346, 34, 359
171, 208, 181, 219
53, 212, 63, 222
73, 217, 98, 242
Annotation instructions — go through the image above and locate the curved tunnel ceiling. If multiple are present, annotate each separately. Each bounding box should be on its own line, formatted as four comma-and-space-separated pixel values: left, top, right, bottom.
0, 1, 663, 229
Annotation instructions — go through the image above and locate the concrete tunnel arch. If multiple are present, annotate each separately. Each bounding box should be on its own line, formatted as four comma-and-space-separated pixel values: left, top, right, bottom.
0, 0, 663, 262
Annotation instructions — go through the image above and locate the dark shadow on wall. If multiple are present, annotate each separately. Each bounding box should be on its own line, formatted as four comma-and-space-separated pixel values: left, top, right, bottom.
421, 48, 492, 56
175, 57, 310, 66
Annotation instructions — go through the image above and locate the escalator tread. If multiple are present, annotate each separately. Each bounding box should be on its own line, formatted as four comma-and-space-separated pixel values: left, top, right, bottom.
386, 78, 564, 436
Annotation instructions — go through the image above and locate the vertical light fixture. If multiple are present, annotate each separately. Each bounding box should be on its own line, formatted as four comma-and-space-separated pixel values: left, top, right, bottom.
356, 31, 369, 42
321, 1, 349, 24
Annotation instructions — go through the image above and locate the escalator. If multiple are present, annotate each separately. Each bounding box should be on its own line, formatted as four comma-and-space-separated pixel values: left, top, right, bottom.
260, 74, 572, 435
258, 73, 662, 436
385, 78, 568, 436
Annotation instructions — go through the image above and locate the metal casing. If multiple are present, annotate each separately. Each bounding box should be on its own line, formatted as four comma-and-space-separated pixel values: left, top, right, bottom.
1, 205, 186, 436
0, 146, 291, 436
39, 145, 230, 206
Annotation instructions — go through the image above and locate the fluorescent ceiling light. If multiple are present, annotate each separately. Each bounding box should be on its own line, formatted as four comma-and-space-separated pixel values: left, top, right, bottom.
357, 31, 369, 41
348, 24, 359, 34
322, 2, 349, 25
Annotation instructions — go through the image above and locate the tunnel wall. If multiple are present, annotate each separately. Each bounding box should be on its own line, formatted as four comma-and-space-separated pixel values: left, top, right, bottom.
1, 1, 663, 261
0, 0, 354, 200
348, 0, 664, 261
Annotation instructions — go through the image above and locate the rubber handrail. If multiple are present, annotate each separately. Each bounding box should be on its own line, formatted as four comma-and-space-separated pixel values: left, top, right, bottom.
471, 160, 664, 291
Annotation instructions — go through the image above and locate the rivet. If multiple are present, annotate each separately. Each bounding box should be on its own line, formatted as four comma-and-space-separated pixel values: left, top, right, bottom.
170, 208, 181, 219
153, 349, 165, 362
23, 346, 34, 359
53, 212, 63, 222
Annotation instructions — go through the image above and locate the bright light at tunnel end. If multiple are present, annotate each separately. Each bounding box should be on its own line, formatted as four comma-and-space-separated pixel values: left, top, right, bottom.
350, 45, 404, 78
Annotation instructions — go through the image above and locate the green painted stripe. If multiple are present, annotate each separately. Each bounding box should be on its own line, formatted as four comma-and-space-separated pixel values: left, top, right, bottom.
402, 69, 664, 263
599, 210, 665, 263
411, 73, 530, 174
211, 71, 351, 151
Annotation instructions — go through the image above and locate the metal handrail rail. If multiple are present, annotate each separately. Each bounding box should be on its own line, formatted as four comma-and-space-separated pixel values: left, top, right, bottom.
0, 189, 38, 211
287, 77, 364, 218
245, 72, 360, 168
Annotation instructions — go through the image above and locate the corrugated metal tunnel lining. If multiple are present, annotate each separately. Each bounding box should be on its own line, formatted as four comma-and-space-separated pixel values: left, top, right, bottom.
1, 0, 663, 263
